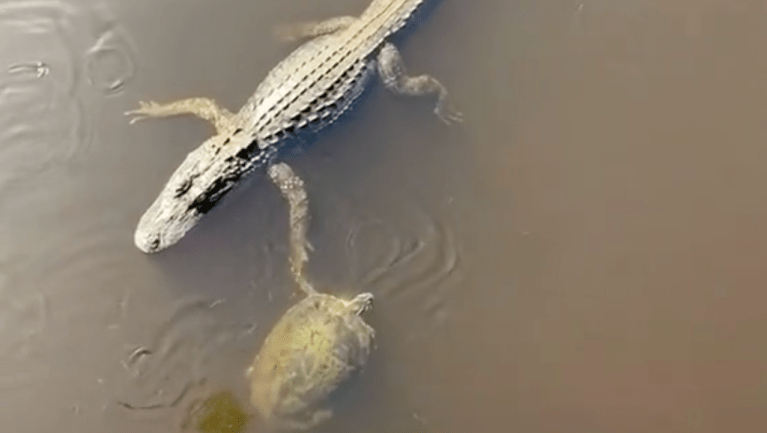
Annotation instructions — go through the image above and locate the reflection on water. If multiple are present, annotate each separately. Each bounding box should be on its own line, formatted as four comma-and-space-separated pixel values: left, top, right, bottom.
3, 0, 767, 433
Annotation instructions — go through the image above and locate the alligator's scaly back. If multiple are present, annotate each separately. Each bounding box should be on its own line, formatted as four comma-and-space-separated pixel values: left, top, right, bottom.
360, 0, 426, 36
244, 0, 427, 150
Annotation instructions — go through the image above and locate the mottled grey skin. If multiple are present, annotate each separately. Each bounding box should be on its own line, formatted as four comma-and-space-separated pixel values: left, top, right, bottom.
246, 163, 375, 431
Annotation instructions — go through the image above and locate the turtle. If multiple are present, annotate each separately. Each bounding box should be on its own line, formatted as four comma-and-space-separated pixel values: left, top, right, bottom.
245, 163, 376, 431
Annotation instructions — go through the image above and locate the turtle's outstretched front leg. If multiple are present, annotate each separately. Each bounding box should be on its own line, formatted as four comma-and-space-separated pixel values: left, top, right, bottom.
274, 16, 358, 42
125, 97, 236, 135
376, 42, 463, 125
268, 163, 316, 296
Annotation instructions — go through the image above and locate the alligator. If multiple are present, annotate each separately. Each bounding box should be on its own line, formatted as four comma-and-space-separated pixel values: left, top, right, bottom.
127, 0, 461, 254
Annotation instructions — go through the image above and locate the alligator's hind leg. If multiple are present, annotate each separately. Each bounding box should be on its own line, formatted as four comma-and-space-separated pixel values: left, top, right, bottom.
268, 162, 316, 296
274, 16, 358, 42
278, 409, 333, 431
376, 42, 463, 125
125, 98, 236, 134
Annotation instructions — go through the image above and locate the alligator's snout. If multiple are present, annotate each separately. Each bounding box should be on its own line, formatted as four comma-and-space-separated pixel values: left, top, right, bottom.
135, 230, 162, 254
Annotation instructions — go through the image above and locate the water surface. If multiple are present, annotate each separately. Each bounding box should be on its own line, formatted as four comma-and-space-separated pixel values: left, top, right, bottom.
2, 1, 767, 432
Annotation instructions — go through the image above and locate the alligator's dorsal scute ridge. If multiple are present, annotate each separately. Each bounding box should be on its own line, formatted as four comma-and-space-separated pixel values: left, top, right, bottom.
127, 0, 461, 253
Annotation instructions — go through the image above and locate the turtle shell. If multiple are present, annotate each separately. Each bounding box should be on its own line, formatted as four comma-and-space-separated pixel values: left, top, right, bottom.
247, 292, 374, 430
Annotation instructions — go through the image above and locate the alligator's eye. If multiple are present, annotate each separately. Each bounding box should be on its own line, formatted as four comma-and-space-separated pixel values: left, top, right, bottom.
175, 178, 193, 197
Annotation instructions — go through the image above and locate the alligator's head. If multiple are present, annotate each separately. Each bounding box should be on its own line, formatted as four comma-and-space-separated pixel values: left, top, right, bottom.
134, 132, 269, 254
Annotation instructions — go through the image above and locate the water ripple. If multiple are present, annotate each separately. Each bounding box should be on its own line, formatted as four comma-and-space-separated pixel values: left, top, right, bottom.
345, 217, 402, 285
84, 17, 136, 95
0, 255, 53, 396
0, 0, 135, 187
8, 61, 50, 78
0, 1, 84, 184
345, 199, 463, 335
0, 271, 48, 361
113, 297, 253, 422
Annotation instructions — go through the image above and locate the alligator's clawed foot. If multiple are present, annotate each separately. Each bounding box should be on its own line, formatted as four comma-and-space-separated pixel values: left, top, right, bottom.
376, 42, 462, 126
273, 16, 357, 43
125, 97, 236, 133
437, 106, 463, 125
273, 24, 303, 42
125, 101, 162, 124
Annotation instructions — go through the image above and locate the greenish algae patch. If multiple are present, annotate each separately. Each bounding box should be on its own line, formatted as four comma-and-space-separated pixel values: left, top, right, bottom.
187, 390, 252, 433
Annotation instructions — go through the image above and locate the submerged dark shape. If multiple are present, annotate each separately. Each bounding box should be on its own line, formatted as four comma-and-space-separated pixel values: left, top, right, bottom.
183, 390, 252, 433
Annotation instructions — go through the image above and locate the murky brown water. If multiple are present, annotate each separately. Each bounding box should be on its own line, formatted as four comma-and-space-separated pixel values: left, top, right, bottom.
2, 0, 767, 432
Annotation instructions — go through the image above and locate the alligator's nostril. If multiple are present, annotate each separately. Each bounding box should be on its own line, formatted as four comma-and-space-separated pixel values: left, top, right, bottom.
149, 236, 160, 250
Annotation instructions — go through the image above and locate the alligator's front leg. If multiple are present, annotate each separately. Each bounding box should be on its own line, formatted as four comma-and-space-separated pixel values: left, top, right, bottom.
274, 16, 358, 42
268, 162, 316, 297
376, 42, 463, 125
125, 97, 236, 135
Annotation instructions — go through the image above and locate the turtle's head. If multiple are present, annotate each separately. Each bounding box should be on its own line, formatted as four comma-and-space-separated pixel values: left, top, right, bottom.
348, 292, 374, 315
134, 134, 260, 254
